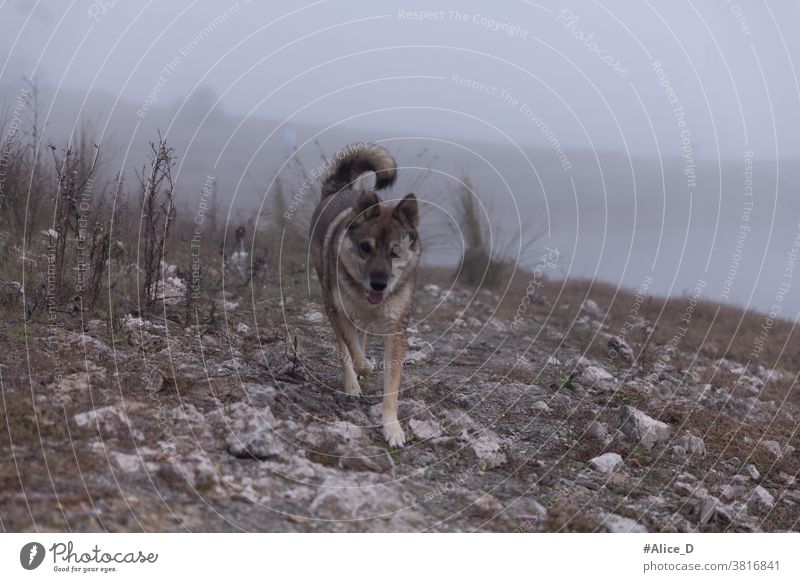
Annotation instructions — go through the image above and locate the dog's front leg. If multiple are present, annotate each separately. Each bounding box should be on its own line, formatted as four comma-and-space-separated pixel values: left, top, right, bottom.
341, 319, 372, 377
356, 325, 373, 376
330, 314, 363, 396
382, 331, 407, 447
335, 335, 362, 396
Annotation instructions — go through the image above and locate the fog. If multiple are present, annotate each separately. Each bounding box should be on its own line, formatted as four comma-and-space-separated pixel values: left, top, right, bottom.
3, 0, 800, 318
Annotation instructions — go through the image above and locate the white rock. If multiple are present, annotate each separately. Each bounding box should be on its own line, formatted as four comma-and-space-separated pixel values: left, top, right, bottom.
600, 513, 647, 533
56, 372, 93, 393
580, 365, 616, 388
228, 429, 285, 460
581, 298, 604, 318
111, 451, 146, 473
532, 401, 552, 413
236, 322, 250, 335
471, 432, 507, 470
742, 464, 760, 480
618, 405, 671, 450
751, 485, 774, 512
405, 350, 431, 365
74, 405, 140, 439
676, 434, 706, 457
760, 440, 795, 459
671, 445, 687, 458
473, 495, 504, 515
162, 452, 219, 489
587, 421, 608, 441
409, 419, 442, 440
151, 276, 186, 305
301, 308, 325, 324
608, 337, 634, 361
487, 317, 508, 332
589, 452, 624, 474
699, 496, 721, 524
309, 474, 409, 525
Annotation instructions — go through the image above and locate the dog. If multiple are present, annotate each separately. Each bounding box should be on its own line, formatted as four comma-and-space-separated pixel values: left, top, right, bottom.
309, 143, 421, 447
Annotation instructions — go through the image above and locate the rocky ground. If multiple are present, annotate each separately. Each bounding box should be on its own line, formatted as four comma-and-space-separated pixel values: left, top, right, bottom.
1, 274, 798, 532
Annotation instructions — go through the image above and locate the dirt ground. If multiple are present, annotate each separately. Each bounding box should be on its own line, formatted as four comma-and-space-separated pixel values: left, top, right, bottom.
1, 270, 798, 532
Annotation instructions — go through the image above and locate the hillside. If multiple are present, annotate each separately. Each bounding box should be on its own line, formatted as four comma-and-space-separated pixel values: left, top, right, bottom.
1, 269, 798, 532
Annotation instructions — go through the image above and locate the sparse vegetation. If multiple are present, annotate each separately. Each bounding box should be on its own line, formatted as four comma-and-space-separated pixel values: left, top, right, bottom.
0, 100, 798, 534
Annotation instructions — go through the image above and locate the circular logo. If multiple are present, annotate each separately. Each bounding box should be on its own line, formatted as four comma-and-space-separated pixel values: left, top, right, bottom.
20, 542, 46, 570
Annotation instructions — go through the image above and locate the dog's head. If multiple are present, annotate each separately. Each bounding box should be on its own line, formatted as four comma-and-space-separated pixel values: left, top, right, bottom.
343, 190, 420, 305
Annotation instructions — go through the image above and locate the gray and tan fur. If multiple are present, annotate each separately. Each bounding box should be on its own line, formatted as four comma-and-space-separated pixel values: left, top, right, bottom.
310, 143, 421, 447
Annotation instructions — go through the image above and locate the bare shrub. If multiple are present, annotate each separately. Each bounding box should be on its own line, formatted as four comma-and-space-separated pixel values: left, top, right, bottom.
453, 173, 545, 289
48, 135, 100, 291
137, 136, 176, 306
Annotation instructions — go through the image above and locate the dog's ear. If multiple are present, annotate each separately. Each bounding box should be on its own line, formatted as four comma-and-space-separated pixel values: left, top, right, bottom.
352, 190, 381, 221
393, 193, 418, 228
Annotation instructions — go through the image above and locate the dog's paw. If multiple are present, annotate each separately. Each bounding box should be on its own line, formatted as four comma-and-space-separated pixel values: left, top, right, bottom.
354, 356, 374, 377
343, 374, 362, 397
383, 421, 406, 448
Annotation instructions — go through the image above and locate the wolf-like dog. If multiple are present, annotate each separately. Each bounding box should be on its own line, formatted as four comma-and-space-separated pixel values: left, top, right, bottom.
309, 143, 421, 447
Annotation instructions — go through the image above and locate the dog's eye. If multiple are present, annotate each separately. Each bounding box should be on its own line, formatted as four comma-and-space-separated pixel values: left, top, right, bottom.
390, 246, 401, 259
359, 241, 372, 253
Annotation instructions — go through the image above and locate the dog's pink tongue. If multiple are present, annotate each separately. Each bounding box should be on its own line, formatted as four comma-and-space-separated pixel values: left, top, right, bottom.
366, 291, 384, 305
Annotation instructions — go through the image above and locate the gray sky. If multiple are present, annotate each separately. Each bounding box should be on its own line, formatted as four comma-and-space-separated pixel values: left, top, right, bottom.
3, 0, 800, 159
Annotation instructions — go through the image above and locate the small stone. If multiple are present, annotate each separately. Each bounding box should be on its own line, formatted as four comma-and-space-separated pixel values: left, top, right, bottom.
586, 421, 608, 441
531, 401, 552, 413
340, 446, 395, 474
760, 440, 794, 459
551, 393, 573, 410
228, 429, 284, 460
751, 485, 774, 512
581, 299, 603, 318
160, 452, 219, 490
718, 485, 737, 501
405, 350, 431, 365
580, 365, 616, 388
671, 445, 687, 458
575, 471, 602, 490
301, 308, 325, 324
699, 497, 718, 525
600, 513, 647, 533
608, 337, 634, 361
409, 419, 443, 440
473, 495, 504, 516
742, 464, 760, 481
111, 451, 143, 474
235, 322, 250, 335
589, 452, 624, 474
73, 405, 143, 439
471, 432, 506, 470
676, 434, 706, 457
242, 383, 277, 408
618, 405, 671, 450
487, 318, 508, 332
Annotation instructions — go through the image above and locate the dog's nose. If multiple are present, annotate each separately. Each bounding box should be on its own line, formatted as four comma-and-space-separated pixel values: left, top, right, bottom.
370, 275, 388, 292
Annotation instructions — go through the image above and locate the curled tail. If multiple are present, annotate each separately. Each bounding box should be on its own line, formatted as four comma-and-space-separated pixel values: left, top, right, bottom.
321, 143, 397, 197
